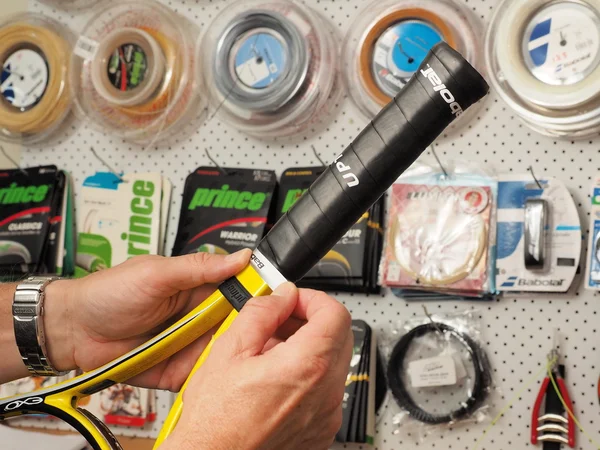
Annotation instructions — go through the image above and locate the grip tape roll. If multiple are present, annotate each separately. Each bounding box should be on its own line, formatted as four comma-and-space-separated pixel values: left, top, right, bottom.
257, 42, 489, 282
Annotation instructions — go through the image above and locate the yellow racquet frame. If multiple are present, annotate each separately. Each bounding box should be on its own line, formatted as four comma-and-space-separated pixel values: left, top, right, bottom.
0, 264, 272, 450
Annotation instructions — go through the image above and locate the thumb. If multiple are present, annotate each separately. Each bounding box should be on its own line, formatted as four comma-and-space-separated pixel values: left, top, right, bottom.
217, 282, 298, 359
147, 249, 251, 293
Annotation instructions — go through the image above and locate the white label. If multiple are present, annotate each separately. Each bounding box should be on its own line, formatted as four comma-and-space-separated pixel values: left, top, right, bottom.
386, 261, 402, 283
1, 49, 49, 109
523, 2, 600, 85
236, 57, 272, 87
251, 249, 288, 290
408, 355, 457, 388
74, 35, 100, 60
380, 29, 398, 48
373, 46, 389, 68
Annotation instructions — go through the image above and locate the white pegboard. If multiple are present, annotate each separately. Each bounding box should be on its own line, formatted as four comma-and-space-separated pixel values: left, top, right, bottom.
18, 0, 600, 448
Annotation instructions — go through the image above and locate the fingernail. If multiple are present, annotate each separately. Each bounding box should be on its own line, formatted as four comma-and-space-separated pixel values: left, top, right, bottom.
225, 249, 251, 263
273, 282, 296, 296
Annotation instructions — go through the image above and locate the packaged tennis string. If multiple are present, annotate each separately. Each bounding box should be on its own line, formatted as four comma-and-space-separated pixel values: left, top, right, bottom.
75, 172, 171, 276
383, 310, 494, 441
336, 320, 377, 446
381, 161, 497, 299
172, 167, 277, 256
0, 165, 74, 279
496, 174, 581, 293
586, 175, 600, 290
277, 167, 384, 293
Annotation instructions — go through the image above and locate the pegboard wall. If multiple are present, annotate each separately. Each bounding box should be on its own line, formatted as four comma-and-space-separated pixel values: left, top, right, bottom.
18, 0, 600, 448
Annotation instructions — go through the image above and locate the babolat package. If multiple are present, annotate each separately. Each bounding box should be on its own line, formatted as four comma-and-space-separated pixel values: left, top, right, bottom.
381, 161, 497, 300
0, 165, 75, 278
586, 175, 600, 290
277, 167, 384, 293
496, 174, 581, 293
172, 167, 277, 256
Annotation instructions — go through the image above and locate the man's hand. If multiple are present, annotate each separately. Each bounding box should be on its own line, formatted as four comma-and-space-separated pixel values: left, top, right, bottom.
164, 283, 353, 450
44, 249, 251, 391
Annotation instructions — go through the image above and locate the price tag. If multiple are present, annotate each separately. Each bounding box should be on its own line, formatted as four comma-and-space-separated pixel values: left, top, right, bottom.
408, 355, 457, 388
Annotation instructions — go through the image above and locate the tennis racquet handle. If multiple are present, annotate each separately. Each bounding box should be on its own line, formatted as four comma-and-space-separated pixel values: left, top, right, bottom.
257, 42, 489, 283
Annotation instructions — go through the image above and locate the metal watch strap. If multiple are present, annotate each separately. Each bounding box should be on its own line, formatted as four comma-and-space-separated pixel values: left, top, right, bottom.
13, 276, 67, 376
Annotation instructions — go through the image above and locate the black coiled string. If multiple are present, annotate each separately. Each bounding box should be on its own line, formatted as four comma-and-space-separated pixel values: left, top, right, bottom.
386, 322, 491, 425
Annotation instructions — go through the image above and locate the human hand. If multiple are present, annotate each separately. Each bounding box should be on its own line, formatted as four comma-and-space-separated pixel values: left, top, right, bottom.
163, 283, 353, 450
44, 249, 251, 391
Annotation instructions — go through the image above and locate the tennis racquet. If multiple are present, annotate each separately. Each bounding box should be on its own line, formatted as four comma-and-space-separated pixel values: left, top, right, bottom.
0, 42, 488, 450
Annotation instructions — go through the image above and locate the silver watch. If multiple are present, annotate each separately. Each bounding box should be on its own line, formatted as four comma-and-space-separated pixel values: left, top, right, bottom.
13, 276, 68, 376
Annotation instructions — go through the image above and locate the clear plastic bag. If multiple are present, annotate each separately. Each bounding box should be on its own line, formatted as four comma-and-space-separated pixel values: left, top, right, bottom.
380, 159, 498, 298
382, 309, 497, 441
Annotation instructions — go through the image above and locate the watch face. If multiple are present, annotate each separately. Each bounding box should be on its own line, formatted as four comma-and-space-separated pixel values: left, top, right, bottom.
522, 1, 600, 86
372, 20, 444, 97
1, 48, 49, 110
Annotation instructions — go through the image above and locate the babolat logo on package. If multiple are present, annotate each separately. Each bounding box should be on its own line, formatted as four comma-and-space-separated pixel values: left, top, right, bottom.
0, 166, 60, 276
172, 167, 277, 256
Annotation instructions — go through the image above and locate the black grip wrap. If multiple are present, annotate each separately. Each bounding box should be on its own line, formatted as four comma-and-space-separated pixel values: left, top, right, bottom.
257, 43, 489, 282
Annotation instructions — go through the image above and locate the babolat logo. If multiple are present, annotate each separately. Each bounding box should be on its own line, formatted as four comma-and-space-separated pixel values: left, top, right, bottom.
420, 65, 464, 117
250, 253, 265, 269
189, 185, 267, 211
501, 276, 565, 287
0, 183, 49, 205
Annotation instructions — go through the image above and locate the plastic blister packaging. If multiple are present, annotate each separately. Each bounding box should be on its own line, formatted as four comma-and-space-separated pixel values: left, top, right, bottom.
342, 0, 483, 135
485, 0, 600, 139
70, 0, 204, 145
383, 309, 495, 440
0, 13, 74, 145
380, 160, 497, 299
200, 0, 341, 138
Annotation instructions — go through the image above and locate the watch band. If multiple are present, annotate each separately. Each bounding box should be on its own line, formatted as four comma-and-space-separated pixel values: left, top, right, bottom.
13, 276, 68, 376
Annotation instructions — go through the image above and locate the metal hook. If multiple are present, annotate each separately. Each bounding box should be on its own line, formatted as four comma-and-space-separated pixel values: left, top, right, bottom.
205, 149, 228, 176
89, 147, 126, 183
0, 145, 28, 177
528, 165, 543, 190
422, 305, 444, 336
311, 145, 326, 167
430, 144, 449, 178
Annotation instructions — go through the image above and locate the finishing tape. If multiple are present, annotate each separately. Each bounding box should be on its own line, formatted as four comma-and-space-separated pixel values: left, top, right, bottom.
485, 0, 600, 139
201, 0, 340, 138
343, 0, 482, 134
0, 14, 73, 145
71, 0, 201, 145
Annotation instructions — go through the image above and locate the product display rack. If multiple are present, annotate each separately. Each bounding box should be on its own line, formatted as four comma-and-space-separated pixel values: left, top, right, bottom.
17, 0, 600, 448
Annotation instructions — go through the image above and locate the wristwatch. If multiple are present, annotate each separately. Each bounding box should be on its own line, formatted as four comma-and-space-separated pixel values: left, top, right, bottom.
13, 276, 68, 376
